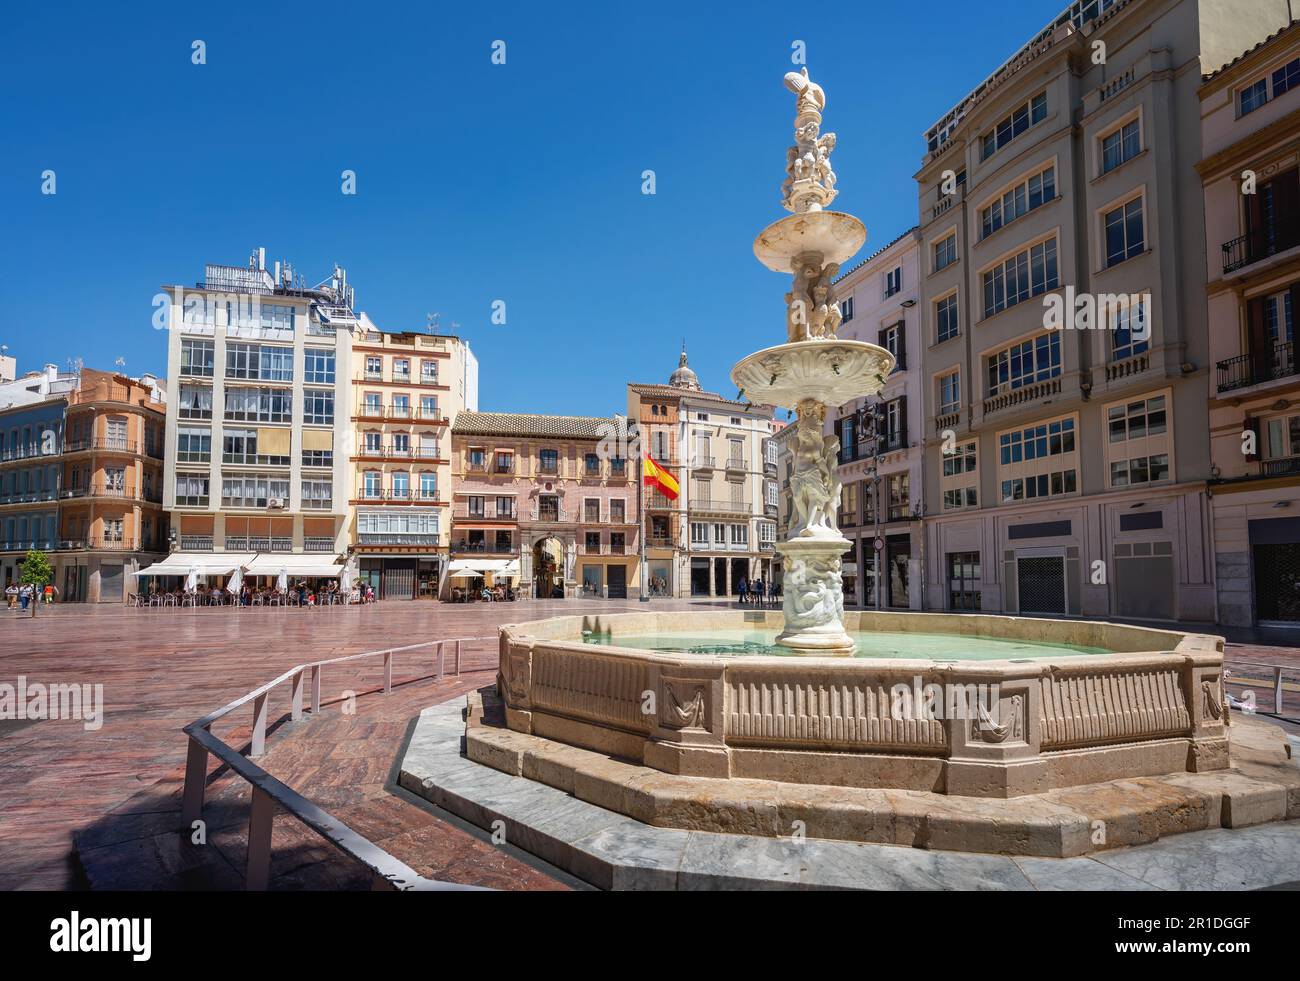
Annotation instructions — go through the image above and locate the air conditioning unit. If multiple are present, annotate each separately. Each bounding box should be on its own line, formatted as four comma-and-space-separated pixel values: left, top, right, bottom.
268, 498, 286, 509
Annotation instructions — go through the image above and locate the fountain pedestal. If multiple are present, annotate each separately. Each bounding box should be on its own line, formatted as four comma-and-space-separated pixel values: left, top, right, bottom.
774, 535, 853, 653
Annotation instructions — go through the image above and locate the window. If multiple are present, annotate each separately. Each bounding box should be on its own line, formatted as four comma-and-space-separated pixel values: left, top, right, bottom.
980, 166, 1055, 238
222, 428, 289, 466
938, 372, 961, 415
934, 234, 957, 271
301, 481, 332, 509
1101, 119, 1140, 173
1104, 197, 1144, 267
1111, 297, 1150, 361
226, 344, 292, 381
420, 473, 439, 500
180, 339, 214, 377
304, 348, 335, 383
363, 392, 382, 415
495, 451, 513, 473
584, 453, 601, 475
539, 448, 559, 473
1239, 57, 1300, 115
391, 394, 410, 418
421, 360, 439, 383
302, 448, 333, 468
221, 474, 289, 508
879, 323, 905, 369
610, 499, 626, 522
1000, 417, 1076, 463
987, 333, 1061, 395
259, 304, 296, 330
393, 358, 410, 381
982, 238, 1058, 317
420, 396, 440, 420
391, 471, 410, 499
713, 523, 726, 546
178, 384, 213, 420
730, 524, 748, 546
980, 92, 1047, 160
1109, 454, 1169, 487
303, 388, 334, 425
947, 552, 981, 611
177, 426, 211, 463
1107, 395, 1167, 443
942, 485, 978, 511
691, 522, 708, 545
936, 293, 959, 342
363, 471, 382, 498
365, 356, 382, 378
840, 297, 855, 323
883, 266, 902, 299
224, 387, 292, 423
358, 511, 440, 539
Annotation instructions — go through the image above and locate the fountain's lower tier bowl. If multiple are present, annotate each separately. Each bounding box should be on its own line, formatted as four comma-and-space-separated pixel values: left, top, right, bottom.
498, 610, 1230, 798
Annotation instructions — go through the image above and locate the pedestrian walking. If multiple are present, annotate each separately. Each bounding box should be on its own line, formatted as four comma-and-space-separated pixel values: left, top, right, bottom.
738, 578, 748, 606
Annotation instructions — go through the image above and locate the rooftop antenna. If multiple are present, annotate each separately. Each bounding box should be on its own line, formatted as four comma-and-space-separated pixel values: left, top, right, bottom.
427, 312, 440, 334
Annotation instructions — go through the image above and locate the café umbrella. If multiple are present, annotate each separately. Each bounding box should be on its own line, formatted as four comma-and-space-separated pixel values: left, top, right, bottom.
185, 565, 199, 593
277, 568, 288, 594
226, 564, 243, 595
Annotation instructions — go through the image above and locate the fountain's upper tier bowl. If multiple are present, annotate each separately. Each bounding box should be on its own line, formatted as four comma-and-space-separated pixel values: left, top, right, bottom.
732, 339, 895, 409
754, 211, 866, 271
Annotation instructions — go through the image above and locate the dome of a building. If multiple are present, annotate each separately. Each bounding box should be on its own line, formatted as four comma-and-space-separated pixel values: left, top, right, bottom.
668, 346, 701, 391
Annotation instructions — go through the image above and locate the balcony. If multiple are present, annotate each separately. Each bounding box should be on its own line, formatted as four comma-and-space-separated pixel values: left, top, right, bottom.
355, 445, 444, 462
880, 429, 909, 453
180, 535, 214, 551
886, 504, 913, 523
304, 537, 336, 552
452, 504, 517, 520
982, 377, 1061, 416
358, 533, 441, 546
935, 411, 960, 436
690, 455, 716, 470
1, 539, 60, 553
725, 456, 747, 472
364, 370, 384, 381
646, 535, 675, 548
688, 499, 752, 514
451, 539, 515, 555
224, 537, 294, 552
59, 485, 162, 503
1261, 456, 1300, 478
355, 487, 441, 503
63, 437, 140, 455
59, 538, 140, 551
1105, 351, 1150, 384
647, 492, 677, 509
537, 462, 559, 476
531, 504, 567, 522
1223, 214, 1300, 275
0, 490, 58, 505
1217, 343, 1296, 394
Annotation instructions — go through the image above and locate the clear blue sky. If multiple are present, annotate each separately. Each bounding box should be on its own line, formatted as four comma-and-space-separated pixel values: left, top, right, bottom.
1, 0, 1064, 415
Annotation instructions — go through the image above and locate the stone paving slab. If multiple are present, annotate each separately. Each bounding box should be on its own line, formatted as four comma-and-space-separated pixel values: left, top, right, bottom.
399, 697, 1300, 890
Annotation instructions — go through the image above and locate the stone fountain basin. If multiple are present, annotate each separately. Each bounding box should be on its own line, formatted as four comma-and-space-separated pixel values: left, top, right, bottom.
731, 339, 895, 409
497, 610, 1229, 798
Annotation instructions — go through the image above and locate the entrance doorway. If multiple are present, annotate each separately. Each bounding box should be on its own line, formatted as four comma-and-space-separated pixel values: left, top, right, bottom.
1254, 543, 1300, 622
533, 537, 565, 598
608, 565, 627, 599
383, 559, 416, 600
1017, 555, 1066, 614
886, 536, 909, 608
713, 557, 727, 597
730, 558, 749, 596
690, 559, 710, 596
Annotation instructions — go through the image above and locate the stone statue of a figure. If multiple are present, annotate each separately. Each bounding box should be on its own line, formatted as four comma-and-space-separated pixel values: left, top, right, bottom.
790, 411, 842, 537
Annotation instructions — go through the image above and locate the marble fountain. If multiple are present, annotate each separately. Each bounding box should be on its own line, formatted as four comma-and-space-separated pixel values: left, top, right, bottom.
401, 70, 1299, 873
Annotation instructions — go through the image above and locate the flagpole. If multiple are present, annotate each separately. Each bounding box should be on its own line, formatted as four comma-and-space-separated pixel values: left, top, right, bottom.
639, 454, 650, 602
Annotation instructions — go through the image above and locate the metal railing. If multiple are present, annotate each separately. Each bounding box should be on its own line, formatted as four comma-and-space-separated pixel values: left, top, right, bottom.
1224, 659, 1299, 720
182, 636, 492, 890
1223, 216, 1300, 274
181, 535, 214, 551
1216, 342, 1296, 393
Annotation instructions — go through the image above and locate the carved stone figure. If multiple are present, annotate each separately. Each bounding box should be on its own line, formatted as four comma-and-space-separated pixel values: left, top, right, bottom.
789, 410, 839, 537
781, 68, 838, 213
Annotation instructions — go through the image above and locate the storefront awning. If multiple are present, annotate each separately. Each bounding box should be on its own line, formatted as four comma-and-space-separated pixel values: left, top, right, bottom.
244, 555, 344, 578
133, 552, 258, 577
447, 558, 510, 574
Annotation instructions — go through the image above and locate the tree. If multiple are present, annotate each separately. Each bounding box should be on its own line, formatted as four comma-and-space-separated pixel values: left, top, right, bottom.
19, 549, 53, 618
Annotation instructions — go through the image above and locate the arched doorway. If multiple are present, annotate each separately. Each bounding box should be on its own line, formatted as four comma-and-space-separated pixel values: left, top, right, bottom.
533, 537, 565, 599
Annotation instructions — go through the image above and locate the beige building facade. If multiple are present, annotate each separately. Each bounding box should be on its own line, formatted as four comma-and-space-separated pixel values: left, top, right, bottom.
1200, 20, 1300, 625
628, 350, 778, 598
349, 326, 477, 599
161, 251, 356, 581
916, 0, 1291, 622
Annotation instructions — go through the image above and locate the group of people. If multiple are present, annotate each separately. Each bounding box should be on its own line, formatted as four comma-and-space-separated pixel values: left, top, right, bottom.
451, 583, 514, 602
5, 583, 56, 610
737, 577, 780, 608
137, 580, 376, 607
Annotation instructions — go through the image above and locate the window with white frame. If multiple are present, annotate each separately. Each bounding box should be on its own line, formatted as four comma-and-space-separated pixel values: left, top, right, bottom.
936, 292, 959, 342
1100, 118, 1140, 174
690, 522, 709, 546
934, 234, 957, 271
986, 333, 1061, 395
301, 480, 331, 509
938, 371, 961, 415
982, 238, 1058, 317
942, 440, 978, 511
304, 348, 335, 383
1239, 56, 1300, 116
840, 296, 854, 323
980, 92, 1047, 160
883, 266, 902, 299
980, 165, 1056, 239
1103, 196, 1144, 267
730, 524, 748, 546
1110, 295, 1150, 361
303, 388, 334, 425
1106, 393, 1170, 488
998, 416, 1078, 503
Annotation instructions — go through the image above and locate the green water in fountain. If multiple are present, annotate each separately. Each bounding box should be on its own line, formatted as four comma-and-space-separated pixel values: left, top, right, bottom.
580, 628, 1108, 660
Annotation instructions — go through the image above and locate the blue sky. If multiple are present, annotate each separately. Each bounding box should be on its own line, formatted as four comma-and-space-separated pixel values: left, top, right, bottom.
1, 0, 1064, 415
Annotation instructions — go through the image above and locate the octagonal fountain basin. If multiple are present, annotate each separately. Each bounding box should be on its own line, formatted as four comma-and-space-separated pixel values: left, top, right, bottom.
497, 610, 1230, 798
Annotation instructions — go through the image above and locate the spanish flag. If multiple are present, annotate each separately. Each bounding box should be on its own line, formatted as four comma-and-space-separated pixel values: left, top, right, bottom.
643, 454, 680, 501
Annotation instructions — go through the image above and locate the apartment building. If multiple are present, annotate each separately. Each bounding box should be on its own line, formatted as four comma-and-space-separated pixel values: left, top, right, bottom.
0, 364, 78, 588
1200, 20, 1300, 625
450, 411, 638, 598
57, 368, 167, 601
916, 0, 1289, 621
161, 251, 356, 583
627, 350, 778, 598
830, 227, 925, 609
350, 325, 477, 599
0, 364, 167, 601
